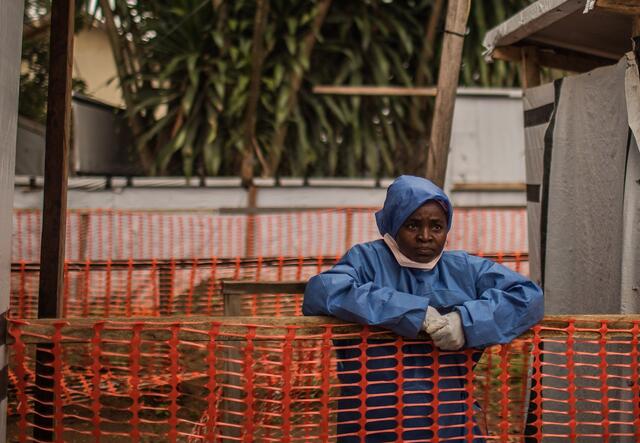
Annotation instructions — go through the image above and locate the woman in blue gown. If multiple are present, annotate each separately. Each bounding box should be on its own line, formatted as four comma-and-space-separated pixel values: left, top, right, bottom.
303, 175, 543, 442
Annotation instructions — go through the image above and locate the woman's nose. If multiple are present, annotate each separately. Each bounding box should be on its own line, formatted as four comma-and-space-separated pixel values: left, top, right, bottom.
417, 227, 431, 241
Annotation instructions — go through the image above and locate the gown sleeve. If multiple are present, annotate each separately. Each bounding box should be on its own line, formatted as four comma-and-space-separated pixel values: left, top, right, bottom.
302, 245, 431, 338
455, 255, 544, 348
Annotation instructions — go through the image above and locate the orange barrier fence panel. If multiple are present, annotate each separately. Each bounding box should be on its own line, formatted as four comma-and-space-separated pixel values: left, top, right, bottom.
7, 317, 640, 442
9, 254, 528, 319
13, 208, 528, 262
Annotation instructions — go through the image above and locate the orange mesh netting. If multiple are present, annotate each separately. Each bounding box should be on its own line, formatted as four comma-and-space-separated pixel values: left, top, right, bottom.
13, 208, 527, 261
8, 207, 537, 441
11, 208, 529, 319
8, 317, 640, 442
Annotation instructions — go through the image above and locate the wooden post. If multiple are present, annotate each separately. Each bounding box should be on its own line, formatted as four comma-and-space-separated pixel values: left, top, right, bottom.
519, 46, 542, 443
521, 47, 542, 89
344, 208, 354, 251
244, 185, 258, 257
35, 0, 75, 441
633, 16, 640, 37
426, 0, 471, 188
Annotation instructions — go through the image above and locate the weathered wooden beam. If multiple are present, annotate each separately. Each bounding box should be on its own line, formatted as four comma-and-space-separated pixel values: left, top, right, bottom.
491, 46, 521, 62
312, 85, 438, 96
426, 0, 471, 188
244, 185, 258, 257
451, 182, 527, 192
633, 15, 640, 36
493, 45, 614, 74
38, 0, 74, 319
521, 46, 541, 88
596, 0, 640, 15
35, 0, 75, 440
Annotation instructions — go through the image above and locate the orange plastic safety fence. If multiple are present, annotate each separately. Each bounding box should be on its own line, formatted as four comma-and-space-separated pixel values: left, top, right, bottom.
10, 256, 339, 319
10, 207, 530, 320
7, 317, 640, 442
9, 253, 528, 319
12, 208, 528, 262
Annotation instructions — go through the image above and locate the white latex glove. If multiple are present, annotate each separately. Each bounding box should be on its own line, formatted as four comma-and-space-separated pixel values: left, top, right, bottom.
429, 311, 466, 351
423, 306, 446, 333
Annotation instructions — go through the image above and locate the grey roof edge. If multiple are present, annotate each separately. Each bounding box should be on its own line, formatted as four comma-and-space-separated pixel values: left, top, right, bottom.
482, 0, 587, 59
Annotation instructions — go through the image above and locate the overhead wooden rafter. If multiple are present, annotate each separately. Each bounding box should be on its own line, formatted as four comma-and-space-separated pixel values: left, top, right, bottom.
484, 0, 640, 77
492, 45, 614, 74
596, 0, 640, 15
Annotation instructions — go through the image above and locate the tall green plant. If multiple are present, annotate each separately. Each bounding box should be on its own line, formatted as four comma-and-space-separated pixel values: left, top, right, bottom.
21, 0, 534, 178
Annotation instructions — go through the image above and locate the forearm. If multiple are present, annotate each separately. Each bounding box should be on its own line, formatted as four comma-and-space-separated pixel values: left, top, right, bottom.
303, 274, 430, 338
457, 283, 543, 348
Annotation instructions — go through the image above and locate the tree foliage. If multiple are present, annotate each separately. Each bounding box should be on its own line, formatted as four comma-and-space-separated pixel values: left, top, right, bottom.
20, 0, 534, 178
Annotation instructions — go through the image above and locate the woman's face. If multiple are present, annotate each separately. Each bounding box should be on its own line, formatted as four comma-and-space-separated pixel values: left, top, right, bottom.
395, 201, 448, 263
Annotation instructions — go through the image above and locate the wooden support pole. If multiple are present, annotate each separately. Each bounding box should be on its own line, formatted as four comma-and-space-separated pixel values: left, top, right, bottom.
37, 0, 74, 318
633, 16, 640, 37
426, 0, 471, 188
244, 185, 258, 257
521, 47, 542, 89
35, 0, 75, 441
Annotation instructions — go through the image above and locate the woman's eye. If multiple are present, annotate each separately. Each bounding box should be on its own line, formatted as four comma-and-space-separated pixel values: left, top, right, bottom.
406, 223, 417, 230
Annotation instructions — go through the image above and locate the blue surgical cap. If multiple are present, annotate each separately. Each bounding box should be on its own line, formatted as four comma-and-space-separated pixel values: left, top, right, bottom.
375, 175, 453, 238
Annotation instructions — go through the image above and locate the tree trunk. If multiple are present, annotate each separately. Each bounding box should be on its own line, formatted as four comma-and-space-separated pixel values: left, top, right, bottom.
266, 0, 333, 176
240, 0, 270, 186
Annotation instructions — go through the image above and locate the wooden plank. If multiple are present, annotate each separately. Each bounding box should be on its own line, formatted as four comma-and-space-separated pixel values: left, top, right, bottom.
493, 45, 614, 74
244, 185, 257, 257
10, 315, 640, 344
426, 0, 471, 187
537, 48, 614, 72
344, 208, 354, 251
486, 0, 584, 48
222, 280, 307, 295
37, 0, 74, 320
633, 15, 640, 35
312, 85, 438, 96
596, 0, 640, 15
521, 46, 541, 88
451, 182, 527, 192
35, 1, 75, 440
491, 46, 521, 62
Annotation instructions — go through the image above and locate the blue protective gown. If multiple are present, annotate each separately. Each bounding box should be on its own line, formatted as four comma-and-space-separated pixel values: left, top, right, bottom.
302, 176, 544, 442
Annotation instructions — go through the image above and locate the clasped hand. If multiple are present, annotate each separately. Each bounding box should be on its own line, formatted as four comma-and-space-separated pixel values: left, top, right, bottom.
423, 306, 465, 350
